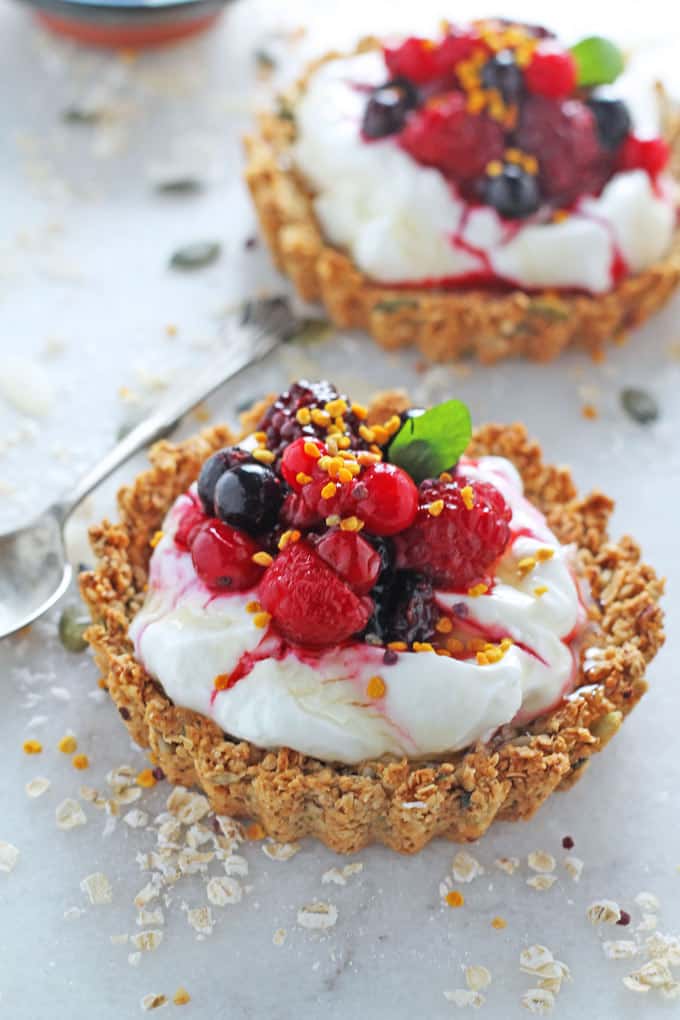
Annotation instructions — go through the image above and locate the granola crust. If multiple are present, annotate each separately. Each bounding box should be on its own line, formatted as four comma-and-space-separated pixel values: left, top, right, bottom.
80, 396, 665, 854
243, 42, 680, 365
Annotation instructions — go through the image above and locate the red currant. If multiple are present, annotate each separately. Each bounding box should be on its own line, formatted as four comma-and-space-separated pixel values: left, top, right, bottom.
280, 436, 325, 491
524, 43, 577, 99
618, 134, 670, 177
191, 520, 264, 591
314, 531, 382, 595
354, 463, 419, 536
174, 495, 207, 551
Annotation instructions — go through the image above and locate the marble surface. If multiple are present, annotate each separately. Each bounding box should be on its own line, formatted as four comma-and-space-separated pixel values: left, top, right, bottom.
1, 1, 679, 1017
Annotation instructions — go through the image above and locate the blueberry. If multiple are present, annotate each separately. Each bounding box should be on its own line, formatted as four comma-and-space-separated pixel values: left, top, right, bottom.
483, 164, 541, 219
362, 78, 419, 140
481, 50, 524, 105
197, 447, 251, 516
214, 463, 283, 535
587, 98, 631, 151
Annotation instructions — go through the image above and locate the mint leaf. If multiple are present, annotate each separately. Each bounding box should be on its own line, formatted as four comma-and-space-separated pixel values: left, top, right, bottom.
570, 36, 624, 87
388, 399, 472, 483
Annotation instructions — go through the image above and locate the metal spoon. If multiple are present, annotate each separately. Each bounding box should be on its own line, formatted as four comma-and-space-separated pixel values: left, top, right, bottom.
0, 297, 300, 640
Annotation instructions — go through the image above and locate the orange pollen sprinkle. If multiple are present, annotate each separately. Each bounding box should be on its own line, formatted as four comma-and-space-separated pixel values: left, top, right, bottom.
337, 468, 353, 485
278, 530, 301, 550
58, 735, 78, 754
252, 551, 273, 567
340, 516, 365, 533
536, 547, 554, 562
387, 641, 408, 651
214, 673, 231, 691
500, 638, 513, 652
337, 436, 352, 450
439, 471, 453, 483
384, 415, 402, 436
445, 890, 465, 908
461, 485, 475, 510
246, 600, 262, 613
358, 425, 375, 443
136, 769, 157, 788
427, 499, 445, 517
553, 209, 570, 223
253, 612, 271, 629
23, 739, 42, 755
72, 754, 89, 770
321, 481, 337, 500
366, 675, 386, 699
486, 159, 503, 177
150, 530, 164, 548
98, 678, 108, 690
296, 472, 312, 486
295, 407, 312, 425
252, 447, 276, 465
468, 637, 486, 653
534, 585, 549, 597
311, 409, 331, 427
372, 425, 390, 445
505, 147, 522, 164
252, 431, 267, 443
523, 154, 539, 175
468, 583, 489, 597
351, 402, 368, 420
517, 556, 536, 577
358, 451, 381, 466
325, 398, 348, 417
491, 916, 507, 930
304, 441, 322, 459
173, 988, 191, 1007
446, 636, 465, 654
435, 616, 453, 634
413, 641, 435, 653
244, 822, 265, 841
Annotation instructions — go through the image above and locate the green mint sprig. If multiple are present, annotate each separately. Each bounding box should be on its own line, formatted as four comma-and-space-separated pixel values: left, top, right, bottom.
388, 399, 472, 484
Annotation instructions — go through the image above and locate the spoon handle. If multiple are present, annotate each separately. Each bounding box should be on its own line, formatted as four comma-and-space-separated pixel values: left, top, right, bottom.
54, 297, 298, 523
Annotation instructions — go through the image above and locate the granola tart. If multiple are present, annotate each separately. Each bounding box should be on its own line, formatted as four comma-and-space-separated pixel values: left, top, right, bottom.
244, 22, 680, 364
80, 385, 664, 854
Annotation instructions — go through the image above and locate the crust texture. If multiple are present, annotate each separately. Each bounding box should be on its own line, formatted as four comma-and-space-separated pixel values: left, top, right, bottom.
80, 397, 665, 854
243, 44, 680, 364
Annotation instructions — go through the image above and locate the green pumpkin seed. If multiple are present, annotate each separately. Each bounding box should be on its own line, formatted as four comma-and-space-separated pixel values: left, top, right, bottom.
621, 387, 659, 424
58, 605, 90, 653
291, 318, 333, 345
254, 49, 277, 71
170, 242, 221, 271
373, 298, 419, 314
61, 106, 103, 125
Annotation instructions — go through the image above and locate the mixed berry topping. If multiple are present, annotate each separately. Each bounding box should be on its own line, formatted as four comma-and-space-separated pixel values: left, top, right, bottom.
362, 19, 669, 219
169, 383, 516, 660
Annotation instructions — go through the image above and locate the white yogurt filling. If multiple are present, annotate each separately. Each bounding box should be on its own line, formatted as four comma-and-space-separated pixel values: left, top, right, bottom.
292, 51, 676, 293
130, 456, 586, 765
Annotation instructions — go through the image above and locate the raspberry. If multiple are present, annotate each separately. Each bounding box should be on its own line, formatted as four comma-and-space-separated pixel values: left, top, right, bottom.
384, 37, 441, 84
314, 530, 381, 595
618, 134, 670, 177
354, 463, 419, 536
399, 92, 505, 185
517, 95, 611, 205
435, 29, 483, 73
191, 520, 264, 591
257, 381, 366, 461
394, 478, 512, 590
258, 541, 373, 647
524, 43, 577, 99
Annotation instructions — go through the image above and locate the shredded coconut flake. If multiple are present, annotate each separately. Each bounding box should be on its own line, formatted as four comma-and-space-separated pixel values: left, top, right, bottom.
25, 776, 50, 798
56, 798, 87, 830
80, 872, 113, 905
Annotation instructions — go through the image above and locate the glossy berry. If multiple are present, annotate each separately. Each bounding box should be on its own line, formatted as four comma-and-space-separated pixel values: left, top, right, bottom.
389, 572, 438, 644
524, 44, 577, 99
436, 29, 483, 73
197, 446, 251, 516
394, 477, 512, 590
518, 95, 610, 205
587, 98, 631, 151
191, 520, 264, 591
314, 530, 382, 595
214, 463, 282, 536
257, 380, 366, 460
361, 537, 396, 643
280, 436, 325, 491
618, 134, 670, 177
481, 50, 524, 104
174, 496, 206, 551
362, 78, 419, 140
384, 36, 442, 84
258, 541, 373, 647
354, 463, 419, 536
483, 164, 541, 219
400, 91, 505, 183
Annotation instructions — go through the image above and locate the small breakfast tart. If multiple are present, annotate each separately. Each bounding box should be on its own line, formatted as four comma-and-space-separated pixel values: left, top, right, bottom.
245, 19, 680, 363
81, 383, 664, 853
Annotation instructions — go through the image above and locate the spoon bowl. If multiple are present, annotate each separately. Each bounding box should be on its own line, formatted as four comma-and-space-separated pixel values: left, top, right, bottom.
0, 509, 72, 637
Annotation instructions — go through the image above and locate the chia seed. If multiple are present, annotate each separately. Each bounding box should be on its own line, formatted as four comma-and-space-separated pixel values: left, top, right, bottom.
561, 835, 574, 849
382, 649, 398, 666
617, 910, 631, 926
151, 766, 165, 782
118, 706, 131, 721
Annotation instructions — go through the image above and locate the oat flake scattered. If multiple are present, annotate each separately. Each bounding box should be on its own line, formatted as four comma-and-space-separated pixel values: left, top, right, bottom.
520, 946, 555, 973
521, 988, 555, 1015
495, 856, 520, 875
131, 930, 163, 952
25, 777, 50, 798
322, 862, 364, 885
452, 851, 484, 883
527, 874, 557, 891
0, 842, 20, 873
80, 872, 113, 905
123, 809, 149, 829
207, 876, 242, 906
528, 851, 556, 874
622, 975, 650, 994
186, 906, 215, 936
465, 965, 492, 991
262, 841, 300, 862
223, 854, 249, 877
166, 788, 210, 825
56, 798, 87, 830
297, 901, 338, 930
137, 907, 164, 927
273, 928, 287, 946
128, 952, 142, 967
603, 940, 638, 960
637, 913, 658, 932
443, 989, 485, 1008
563, 856, 584, 882
587, 899, 621, 925
140, 993, 167, 1010
64, 906, 84, 920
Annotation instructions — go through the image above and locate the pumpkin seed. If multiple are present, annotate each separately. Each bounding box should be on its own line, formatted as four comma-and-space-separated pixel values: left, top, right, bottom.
620, 387, 659, 424
291, 318, 333, 345
373, 298, 419, 314
61, 106, 103, 125
276, 97, 296, 123
169, 241, 221, 271
58, 605, 90, 653
526, 298, 569, 321
254, 49, 277, 71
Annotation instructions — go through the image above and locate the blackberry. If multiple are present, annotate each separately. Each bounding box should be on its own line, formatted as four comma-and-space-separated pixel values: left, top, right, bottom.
388, 572, 438, 645
362, 78, 419, 140
197, 446, 252, 516
361, 537, 397, 644
214, 463, 283, 535
481, 50, 524, 105
483, 164, 541, 219
257, 380, 367, 461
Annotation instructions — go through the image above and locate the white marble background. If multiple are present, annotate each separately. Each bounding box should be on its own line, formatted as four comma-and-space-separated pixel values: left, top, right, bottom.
1, 0, 679, 1017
